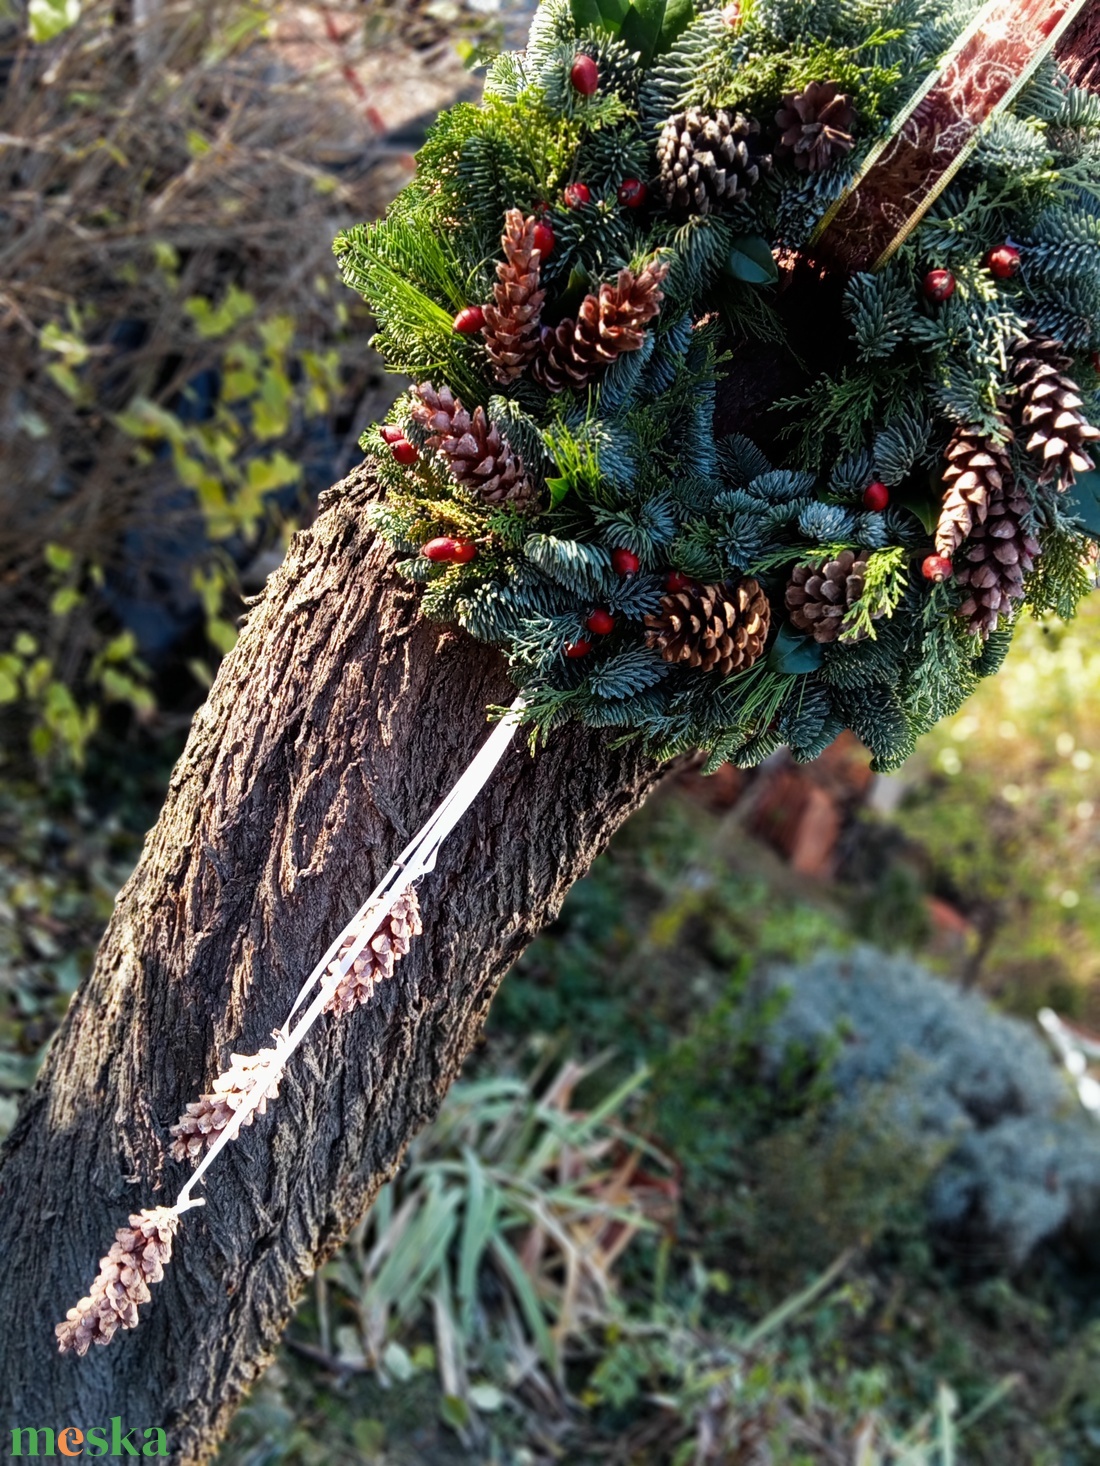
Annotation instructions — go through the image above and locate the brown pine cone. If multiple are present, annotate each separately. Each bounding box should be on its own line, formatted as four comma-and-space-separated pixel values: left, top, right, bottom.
410, 382, 535, 509
532, 261, 669, 393
1010, 332, 1100, 487
955, 481, 1040, 637
785, 549, 880, 643
324, 887, 422, 1017
56, 1207, 179, 1355
644, 578, 770, 675
169, 1049, 284, 1164
775, 82, 855, 172
482, 209, 546, 384
936, 427, 1010, 557
657, 107, 769, 217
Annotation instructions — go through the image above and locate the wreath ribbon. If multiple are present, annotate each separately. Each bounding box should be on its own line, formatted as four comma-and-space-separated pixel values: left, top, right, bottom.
812, 0, 1092, 272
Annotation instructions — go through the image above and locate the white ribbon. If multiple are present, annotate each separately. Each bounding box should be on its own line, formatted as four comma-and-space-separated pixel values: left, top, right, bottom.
174, 696, 526, 1213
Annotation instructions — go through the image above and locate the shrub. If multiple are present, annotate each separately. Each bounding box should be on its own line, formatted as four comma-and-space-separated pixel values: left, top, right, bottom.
761, 946, 1100, 1267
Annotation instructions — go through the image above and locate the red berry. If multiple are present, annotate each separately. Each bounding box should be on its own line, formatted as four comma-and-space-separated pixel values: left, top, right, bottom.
533, 220, 555, 258
565, 638, 592, 658
452, 305, 485, 334
985, 244, 1021, 279
611, 547, 640, 576
570, 54, 599, 96
922, 553, 953, 582
1092, 351, 1100, 374
617, 178, 648, 209
922, 269, 955, 302
422, 536, 477, 564
862, 480, 890, 511
585, 609, 615, 635
380, 425, 404, 444
564, 182, 591, 209
391, 439, 419, 465
665, 570, 693, 592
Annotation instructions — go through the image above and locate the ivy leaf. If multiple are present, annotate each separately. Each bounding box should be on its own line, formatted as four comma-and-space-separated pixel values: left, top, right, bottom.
619, 0, 692, 65
725, 236, 779, 286
1063, 468, 1100, 540
570, 0, 631, 33
546, 475, 573, 507
767, 623, 824, 674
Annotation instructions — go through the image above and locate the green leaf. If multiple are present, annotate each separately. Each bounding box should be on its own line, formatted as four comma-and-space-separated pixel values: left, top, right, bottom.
439, 1395, 470, 1432
725, 236, 779, 286
468, 1383, 505, 1412
546, 475, 572, 507
1063, 468, 1100, 540
44, 543, 74, 573
28, 0, 80, 44
49, 586, 82, 618
895, 471, 940, 535
767, 624, 824, 674
619, 0, 692, 63
571, 0, 630, 34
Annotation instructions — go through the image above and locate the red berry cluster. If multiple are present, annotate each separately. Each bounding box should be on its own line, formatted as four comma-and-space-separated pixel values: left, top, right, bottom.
381, 423, 419, 466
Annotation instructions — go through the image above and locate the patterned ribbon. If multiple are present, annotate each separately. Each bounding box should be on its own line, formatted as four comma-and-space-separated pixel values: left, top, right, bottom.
811, 0, 1093, 273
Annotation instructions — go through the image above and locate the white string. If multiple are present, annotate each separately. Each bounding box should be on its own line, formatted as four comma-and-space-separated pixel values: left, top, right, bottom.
173, 696, 526, 1214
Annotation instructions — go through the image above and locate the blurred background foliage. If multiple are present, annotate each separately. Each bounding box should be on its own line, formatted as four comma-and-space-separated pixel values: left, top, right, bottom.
6, 0, 1100, 1461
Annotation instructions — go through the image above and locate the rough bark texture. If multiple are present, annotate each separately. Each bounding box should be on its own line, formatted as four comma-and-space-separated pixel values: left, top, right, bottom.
0, 466, 664, 1460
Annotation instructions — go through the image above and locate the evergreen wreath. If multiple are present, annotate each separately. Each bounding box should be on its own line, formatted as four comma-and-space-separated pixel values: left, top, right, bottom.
335, 0, 1100, 771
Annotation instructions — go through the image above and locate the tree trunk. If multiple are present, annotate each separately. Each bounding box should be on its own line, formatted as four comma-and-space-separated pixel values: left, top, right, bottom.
0, 465, 665, 1461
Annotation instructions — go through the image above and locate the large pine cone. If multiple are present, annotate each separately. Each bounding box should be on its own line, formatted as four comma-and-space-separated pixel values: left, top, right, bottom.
775, 82, 855, 172
532, 261, 668, 393
657, 107, 769, 217
1010, 332, 1100, 487
644, 578, 770, 675
785, 548, 879, 643
411, 382, 535, 508
936, 427, 1009, 557
482, 209, 545, 384
955, 482, 1040, 637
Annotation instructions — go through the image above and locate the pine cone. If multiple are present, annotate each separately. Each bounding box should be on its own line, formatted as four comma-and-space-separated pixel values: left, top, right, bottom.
936, 427, 1010, 557
324, 887, 422, 1017
169, 1049, 284, 1164
531, 261, 669, 393
785, 549, 879, 643
775, 82, 855, 172
1010, 332, 1100, 487
482, 209, 546, 384
955, 481, 1040, 637
56, 1208, 179, 1355
657, 107, 769, 217
411, 382, 535, 508
644, 578, 770, 675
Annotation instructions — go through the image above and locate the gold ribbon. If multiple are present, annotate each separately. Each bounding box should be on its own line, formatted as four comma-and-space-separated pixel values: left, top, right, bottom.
811, 0, 1093, 273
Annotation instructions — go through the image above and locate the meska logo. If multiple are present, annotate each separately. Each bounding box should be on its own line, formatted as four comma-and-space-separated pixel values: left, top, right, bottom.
10, 1420, 168, 1457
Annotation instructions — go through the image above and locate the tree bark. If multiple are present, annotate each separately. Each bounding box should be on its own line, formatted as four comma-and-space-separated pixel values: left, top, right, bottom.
0, 465, 665, 1461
